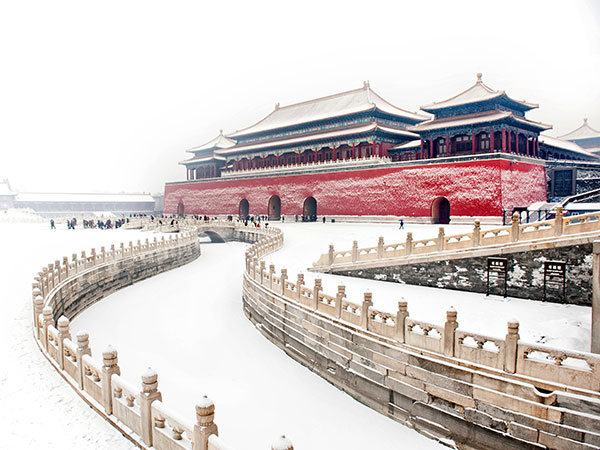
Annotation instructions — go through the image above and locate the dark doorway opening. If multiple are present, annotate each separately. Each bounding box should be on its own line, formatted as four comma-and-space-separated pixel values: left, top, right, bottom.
303, 196, 317, 221
431, 197, 450, 224
268, 195, 281, 220
239, 199, 249, 218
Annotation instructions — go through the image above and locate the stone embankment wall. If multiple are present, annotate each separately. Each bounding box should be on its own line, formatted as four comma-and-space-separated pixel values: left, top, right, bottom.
243, 232, 600, 449
32, 222, 292, 450
312, 208, 600, 305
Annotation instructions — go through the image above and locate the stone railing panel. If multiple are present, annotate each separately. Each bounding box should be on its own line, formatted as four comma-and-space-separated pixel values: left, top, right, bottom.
112, 374, 143, 436
151, 401, 194, 450
517, 344, 600, 391
454, 330, 505, 370
405, 319, 443, 353
82, 354, 104, 405
63, 338, 79, 381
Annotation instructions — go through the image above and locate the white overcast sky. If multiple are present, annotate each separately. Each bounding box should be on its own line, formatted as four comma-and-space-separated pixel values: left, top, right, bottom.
1, 0, 599, 195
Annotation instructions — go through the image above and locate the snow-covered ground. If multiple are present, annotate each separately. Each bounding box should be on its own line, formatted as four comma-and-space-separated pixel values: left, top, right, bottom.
2, 220, 592, 450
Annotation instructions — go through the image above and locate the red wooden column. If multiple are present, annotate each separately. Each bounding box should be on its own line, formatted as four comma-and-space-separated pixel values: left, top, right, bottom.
472, 132, 476, 155
420, 140, 424, 160
516, 132, 520, 154
447, 135, 451, 157
262, 156, 265, 168
502, 128, 507, 153
332, 146, 337, 161
429, 139, 434, 159
352, 143, 356, 159
276, 154, 280, 167
490, 130, 495, 152
525, 136, 529, 156
536, 137, 540, 157
508, 130, 512, 153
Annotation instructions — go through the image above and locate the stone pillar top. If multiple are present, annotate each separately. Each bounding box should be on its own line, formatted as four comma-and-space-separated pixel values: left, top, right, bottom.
142, 367, 158, 393
76, 331, 89, 348
103, 345, 118, 368
446, 307, 457, 322
272, 435, 293, 450
196, 395, 215, 426
57, 316, 70, 333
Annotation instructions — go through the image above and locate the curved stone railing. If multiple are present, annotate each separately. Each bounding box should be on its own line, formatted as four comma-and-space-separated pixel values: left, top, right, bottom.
32, 223, 292, 450
312, 207, 600, 270
242, 232, 600, 448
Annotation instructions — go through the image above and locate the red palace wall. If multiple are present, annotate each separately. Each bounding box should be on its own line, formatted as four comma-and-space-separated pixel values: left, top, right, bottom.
164, 158, 547, 218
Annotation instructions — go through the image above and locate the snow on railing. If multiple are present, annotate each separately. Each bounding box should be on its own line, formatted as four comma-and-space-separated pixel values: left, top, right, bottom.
312, 206, 600, 269
32, 218, 290, 450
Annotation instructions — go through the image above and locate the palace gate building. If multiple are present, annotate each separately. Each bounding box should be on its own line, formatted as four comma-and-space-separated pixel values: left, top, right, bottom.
164, 75, 599, 223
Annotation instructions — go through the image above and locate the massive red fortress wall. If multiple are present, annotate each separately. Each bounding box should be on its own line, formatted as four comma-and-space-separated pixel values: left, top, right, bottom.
164, 158, 546, 217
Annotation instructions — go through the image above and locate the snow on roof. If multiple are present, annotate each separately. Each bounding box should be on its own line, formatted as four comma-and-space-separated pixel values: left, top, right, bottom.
391, 139, 421, 150
558, 119, 600, 141
0, 179, 15, 196
15, 192, 155, 203
539, 134, 596, 157
217, 122, 419, 156
421, 73, 538, 112
409, 110, 551, 132
187, 130, 236, 153
564, 202, 600, 211
228, 82, 428, 138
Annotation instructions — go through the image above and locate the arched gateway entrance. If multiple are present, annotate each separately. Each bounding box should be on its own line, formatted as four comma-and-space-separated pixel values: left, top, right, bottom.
268, 195, 281, 220
239, 199, 249, 218
431, 197, 450, 224
177, 202, 184, 216
303, 196, 317, 221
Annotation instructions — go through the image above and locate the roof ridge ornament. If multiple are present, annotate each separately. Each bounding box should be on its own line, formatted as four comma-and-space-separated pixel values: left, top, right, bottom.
275, 102, 280, 110
219, 129, 223, 135
363, 80, 370, 89
477, 72, 483, 83
584, 118, 588, 125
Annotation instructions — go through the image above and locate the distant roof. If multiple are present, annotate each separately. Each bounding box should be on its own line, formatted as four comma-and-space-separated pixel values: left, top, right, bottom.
421, 73, 538, 113
0, 179, 15, 196
558, 119, 600, 141
187, 130, 236, 153
180, 155, 226, 166
217, 122, 418, 156
228, 82, 428, 138
539, 135, 596, 157
409, 109, 551, 132
15, 192, 155, 203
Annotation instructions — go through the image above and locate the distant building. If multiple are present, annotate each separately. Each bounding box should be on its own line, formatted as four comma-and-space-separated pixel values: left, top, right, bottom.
558, 118, 600, 154
0, 179, 17, 210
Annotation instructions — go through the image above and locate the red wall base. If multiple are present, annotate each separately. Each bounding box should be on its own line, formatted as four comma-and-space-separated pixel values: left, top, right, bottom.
164, 158, 547, 218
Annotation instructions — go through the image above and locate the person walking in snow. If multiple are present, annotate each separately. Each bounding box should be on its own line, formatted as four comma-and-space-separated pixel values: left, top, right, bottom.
50, 219, 55, 229
399, 219, 404, 229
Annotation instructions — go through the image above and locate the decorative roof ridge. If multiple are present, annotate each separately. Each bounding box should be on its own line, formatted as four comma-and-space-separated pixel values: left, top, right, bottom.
558, 118, 600, 140
186, 131, 236, 153
366, 84, 429, 120
421, 73, 538, 111
410, 109, 511, 128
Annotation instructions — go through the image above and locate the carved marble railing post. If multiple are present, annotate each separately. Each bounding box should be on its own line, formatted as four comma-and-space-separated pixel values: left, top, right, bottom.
33, 296, 44, 339
312, 279, 322, 310
110, 244, 115, 261
377, 237, 384, 258
55, 260, 62, 282
405, 232, 413, 256
395, 300, 409, 343
280, 268, 287, 295
593, 241, 600, 353
437, 227, 445, 252
328, 244, 334, 266
101, 346, 120, 415
260, 261, 266, 284
443, 307, 458, 357
511, 213, 520, 242
57, 316, 71, 370
63, 256, 70, 278
505, 319, 520, 373
81, 250, 87, 269
554, 206, 564, 237
42, 306, 53, 350
140, 367, 162, 446
360, 291, 373, 330
90, 248, 97, 266
100, 246, 106, 263
271, 435, 293, 450
351, 240, 358, 262
296, 273, 304, 301
472, 220, 481, 247
252, 257, 258, 279
76, 331, 91, 389
269, 264, 275, 290
192, 396, 218, 450
335, 285, 346, 319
